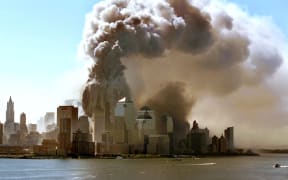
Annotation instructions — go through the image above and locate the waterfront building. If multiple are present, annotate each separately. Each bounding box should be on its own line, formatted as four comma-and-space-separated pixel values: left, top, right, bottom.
186, 120, 209, 154
0, 123, 3, 144
225, 127, 234, 151
57, 117, 71, 155
211, 136, 219, 153
33, 139, 58, 156
8, 133, 21, 146
0, 145, 27, 155
57, 106, 78, 155
57, 106, 78, 138
219, 135, 227, 153
146, 134, 170, 155
26, 131, 42, 146
71, 129, 94, 156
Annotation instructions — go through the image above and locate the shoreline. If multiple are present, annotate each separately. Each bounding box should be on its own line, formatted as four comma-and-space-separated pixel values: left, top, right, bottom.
0, 152, 259, 160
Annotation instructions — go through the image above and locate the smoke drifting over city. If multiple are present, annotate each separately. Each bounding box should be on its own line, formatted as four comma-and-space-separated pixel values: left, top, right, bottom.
81, 0, 285, 147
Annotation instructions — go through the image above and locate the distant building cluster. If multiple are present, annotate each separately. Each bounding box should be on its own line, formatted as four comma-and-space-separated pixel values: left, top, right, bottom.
1, 97, 41, 147
0, 96, 235, 156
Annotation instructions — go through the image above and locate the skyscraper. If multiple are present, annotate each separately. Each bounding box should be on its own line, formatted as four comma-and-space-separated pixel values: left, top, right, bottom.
57, 106, 78, 135
20, 113, 28, 135
58, 117, 71, 156
57, 106, 78, 156
0, 122, 3, 144
6, 97, 14, 123
186, 120, 209, 154
4, 96, 16, 142
224, 127, 234, 151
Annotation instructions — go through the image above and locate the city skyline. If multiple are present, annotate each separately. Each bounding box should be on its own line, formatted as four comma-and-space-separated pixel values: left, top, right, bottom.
0, 0, 287, 148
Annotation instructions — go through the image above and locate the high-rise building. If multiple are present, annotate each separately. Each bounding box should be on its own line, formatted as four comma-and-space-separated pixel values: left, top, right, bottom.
58, 117, 71, 156
186, 120, 209, 154
71, 129, 94, 156
114, 99, 138, 145
57, 106, 78, 137
44, 112, 55, 132
161, 115, 174, 134
224, 127, 234, 151
211, 136, 219, 153
4, 97, 16, 141
20, 113, 28, 135
218, 135, 227, 153
123, 99, 137, 130
57, 106, 78, 156
0, 122, 3, 144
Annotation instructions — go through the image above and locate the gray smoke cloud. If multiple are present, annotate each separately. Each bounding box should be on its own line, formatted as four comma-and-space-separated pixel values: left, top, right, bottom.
80, 0, 283, 142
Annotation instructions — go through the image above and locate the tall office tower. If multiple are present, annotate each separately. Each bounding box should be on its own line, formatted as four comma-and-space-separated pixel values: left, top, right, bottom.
92, 102, 113, 144
218, 135, 227, 153
186, 120, 209, 154
114, 99, 137, 144
4, 97, 16, 141
224, 127, 234, 151
123, 99, 137, 130
58, 117, 71, 155
44, 112, 55, 131
0, 122, 3, 144
20, 113, 28, 134
57, 106, 78, 136
113, 104, 126, 144
57, 106, 78, 155
211, 136, 219, 153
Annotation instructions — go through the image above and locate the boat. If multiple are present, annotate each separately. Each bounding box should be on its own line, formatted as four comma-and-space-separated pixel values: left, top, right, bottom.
274, 163, 281, 168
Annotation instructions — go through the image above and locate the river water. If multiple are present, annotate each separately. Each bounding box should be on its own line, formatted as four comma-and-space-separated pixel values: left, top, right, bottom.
0, 154, 287, 180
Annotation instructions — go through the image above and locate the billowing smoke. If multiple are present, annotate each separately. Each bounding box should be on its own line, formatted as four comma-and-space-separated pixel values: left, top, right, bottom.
80, 0, 283, 141
145, 82, 195, 137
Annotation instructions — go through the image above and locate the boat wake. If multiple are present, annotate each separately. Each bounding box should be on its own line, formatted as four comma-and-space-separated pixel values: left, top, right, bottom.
180, 163, 216, 166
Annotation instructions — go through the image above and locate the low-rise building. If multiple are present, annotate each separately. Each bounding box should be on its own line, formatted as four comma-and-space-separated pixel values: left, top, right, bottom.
33, 139, 58, 156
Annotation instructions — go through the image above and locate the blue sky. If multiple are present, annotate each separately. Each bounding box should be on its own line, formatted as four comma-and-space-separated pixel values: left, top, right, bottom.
230, 0, 288, 37
0, 0, 287, 124
0, 1, 96, 84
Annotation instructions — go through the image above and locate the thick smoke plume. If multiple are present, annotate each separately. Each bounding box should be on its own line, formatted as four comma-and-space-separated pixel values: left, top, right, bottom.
81, 0, 283, 139
145, 82, 195, 137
